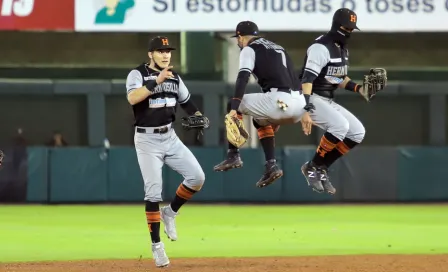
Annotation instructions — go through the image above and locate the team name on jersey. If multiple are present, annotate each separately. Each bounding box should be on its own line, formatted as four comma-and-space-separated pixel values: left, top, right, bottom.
324, 66, 348, 84
326, 66, 347, 77
151, 82, 179, 96
252, 38, 284, 51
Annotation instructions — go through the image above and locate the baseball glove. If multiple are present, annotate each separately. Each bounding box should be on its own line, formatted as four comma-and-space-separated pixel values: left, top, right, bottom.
360, 68, 388, 102
181, 113, 210, 131
225, 114, 249, 148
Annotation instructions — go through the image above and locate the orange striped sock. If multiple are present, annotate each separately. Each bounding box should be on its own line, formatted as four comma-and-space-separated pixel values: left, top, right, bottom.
257, 126, 275, 161
170, 184, 197, 212
324, 138, 359, 167
312, 133, 340, 166
145, 201, 161, 243
335, 141, 350, 155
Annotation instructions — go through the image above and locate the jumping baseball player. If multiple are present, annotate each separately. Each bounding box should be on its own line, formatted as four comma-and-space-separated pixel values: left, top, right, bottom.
214, 21, 313, 188
126, 36, 209, 267
298, 8, 387, 195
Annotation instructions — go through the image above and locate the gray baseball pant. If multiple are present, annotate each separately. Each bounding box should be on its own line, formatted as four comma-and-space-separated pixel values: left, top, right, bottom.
309, 94, 365, 143
134, 123, 205, 202
238, 90, 307, 126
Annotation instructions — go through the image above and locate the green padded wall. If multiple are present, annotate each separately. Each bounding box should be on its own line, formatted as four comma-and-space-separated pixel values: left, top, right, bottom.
49, 148, 108, 202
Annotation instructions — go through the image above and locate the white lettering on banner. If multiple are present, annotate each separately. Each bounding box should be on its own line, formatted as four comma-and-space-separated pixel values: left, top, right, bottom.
1, 0, 34, 17
75, 0, 448, 32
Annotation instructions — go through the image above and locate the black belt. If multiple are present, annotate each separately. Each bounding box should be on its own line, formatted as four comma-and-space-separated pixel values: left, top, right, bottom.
136, 126, 169, 134
312, 90, 334, 99
279, 88, 291, 94
266, 88, 291, 94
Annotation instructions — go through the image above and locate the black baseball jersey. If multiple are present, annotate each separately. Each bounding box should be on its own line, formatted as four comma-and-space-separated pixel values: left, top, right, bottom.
298, 34, 349, 98
239, 37, 299, 92
126, 63, 191, 127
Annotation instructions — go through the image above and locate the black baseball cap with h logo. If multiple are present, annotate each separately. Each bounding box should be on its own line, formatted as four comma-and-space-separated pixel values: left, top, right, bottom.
148, 36, 176, 51
231, 21, 259, 37
333, 8, 360, 30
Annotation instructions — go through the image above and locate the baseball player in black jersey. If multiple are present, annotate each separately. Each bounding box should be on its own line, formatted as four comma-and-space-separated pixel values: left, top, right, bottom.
126, 36, 209, 267
214, 21, 312, 188
298, 8, 387, 195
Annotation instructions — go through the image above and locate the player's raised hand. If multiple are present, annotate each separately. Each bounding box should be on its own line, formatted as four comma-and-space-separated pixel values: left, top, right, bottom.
156, 66, 174, 84
301, 112, 313, 136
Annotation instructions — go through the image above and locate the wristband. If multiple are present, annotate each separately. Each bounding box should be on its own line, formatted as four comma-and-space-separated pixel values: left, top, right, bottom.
345, 80, 361, 92
145, 80, 158, 91
304, 93, 310, 105
230, 98, 241, 111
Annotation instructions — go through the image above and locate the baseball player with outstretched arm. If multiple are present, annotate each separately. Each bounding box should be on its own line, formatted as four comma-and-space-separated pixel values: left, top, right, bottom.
214, 21, 313, 188
298, 8, 387, 194
126, 36, 209, 268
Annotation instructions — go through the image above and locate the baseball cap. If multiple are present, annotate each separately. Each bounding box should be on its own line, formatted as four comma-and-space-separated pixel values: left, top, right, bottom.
333, 8, 360, 30
148, 36, 176, 52
231, 21, 259, 37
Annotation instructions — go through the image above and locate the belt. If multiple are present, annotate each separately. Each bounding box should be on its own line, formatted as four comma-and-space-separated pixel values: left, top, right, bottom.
268, 88, 291, 94
136, 126, 169, 134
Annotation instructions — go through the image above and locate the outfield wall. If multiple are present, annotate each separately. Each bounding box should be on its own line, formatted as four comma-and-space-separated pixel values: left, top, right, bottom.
1, 146, 446, 204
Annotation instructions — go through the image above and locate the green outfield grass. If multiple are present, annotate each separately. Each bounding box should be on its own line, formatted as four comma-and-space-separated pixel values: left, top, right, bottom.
0, 204, 447, 263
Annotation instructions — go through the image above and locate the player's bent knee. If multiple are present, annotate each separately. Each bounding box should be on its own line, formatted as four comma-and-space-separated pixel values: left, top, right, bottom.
352, 125, 366, 143
328, 119, 350, 140
184, 169, 205, 191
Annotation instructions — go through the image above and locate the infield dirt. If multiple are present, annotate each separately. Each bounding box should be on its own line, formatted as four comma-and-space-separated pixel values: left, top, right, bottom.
2, 254, 448, 272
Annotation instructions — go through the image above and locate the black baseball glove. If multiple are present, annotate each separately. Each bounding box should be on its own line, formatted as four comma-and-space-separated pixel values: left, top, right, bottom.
360, 68, 388, 102
181, 112, 210, 131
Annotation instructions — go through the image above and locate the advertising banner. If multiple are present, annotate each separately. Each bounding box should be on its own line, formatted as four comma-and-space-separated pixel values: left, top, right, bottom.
76, 0, 448, 32
0, 0, 74, 30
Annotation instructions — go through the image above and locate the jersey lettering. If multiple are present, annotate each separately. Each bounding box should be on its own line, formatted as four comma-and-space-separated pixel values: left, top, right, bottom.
327, 66, 347, 77
249, 38, 298, 92
152, 82, 179, 95
252, 38, 284, 51
275, 49, 287, 68
1, 0, 34, 16
298, 34, 350, 97
130, 64, 186, 127
324, 76, 344, 84
148, 97, 177, 108
144, 75, 158, 81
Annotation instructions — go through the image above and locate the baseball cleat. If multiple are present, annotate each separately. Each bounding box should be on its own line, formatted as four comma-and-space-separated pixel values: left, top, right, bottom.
213, 151, 243, 172
320, 168, 336, 195
256, 159, 283, 188
152, 241, 170, 268
301, 161, 324, 193
160, 205, 178, 241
